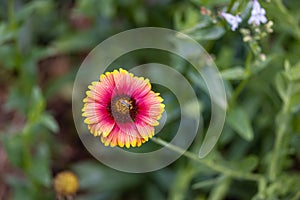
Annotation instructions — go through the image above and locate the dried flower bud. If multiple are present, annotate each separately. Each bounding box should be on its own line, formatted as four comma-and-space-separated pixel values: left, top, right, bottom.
259, 53, 266, 61
201, 6, 212, 16
240, 28, 251, 35
54, 171, 79, 197
265, 21, 274, 33
243, 35, 253, 42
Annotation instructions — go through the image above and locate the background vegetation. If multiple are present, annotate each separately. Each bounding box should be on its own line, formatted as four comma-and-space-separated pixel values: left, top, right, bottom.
1, 0, 300, 199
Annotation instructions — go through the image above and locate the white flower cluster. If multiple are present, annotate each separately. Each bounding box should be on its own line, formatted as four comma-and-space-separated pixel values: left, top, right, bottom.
221, 12, 242, 31
222, 0, 267, 31
248, 0, 267, 25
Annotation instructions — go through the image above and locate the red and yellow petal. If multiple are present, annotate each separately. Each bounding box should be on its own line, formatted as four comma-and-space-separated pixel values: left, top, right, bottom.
82, 68, 165, 148
100, 125, 146, 148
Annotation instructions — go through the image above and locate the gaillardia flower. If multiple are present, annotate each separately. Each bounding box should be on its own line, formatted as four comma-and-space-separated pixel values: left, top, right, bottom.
82, 68, 165, 148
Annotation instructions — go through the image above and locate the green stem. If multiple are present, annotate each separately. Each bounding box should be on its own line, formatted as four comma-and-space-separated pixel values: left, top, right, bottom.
8, 0, 22, 70
292, 190, 300, 200
268, 85, 291, 181
228, 52, 252, 110
274, 0, 300, 39
151, 137, 263, 182
168, 165, 196, 200
8, 0, 15, 29
208, 176, 231, 200
22, 125, 32, 171
192, 176, 222, 189
268, 126, 285, 181
226, 0, 237, 13
228, 78, 249, 110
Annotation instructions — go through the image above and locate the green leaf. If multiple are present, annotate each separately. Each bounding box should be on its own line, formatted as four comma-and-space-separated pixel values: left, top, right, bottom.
208, 176, 231, 200
76, 193, 113, 200
293, 145, 300, 173
174, 6, 201, 30
0, 44, 17, 69
75, 0, 115, 18
27, 143, 51, 187
52, 31, 97, 53
186, 25, 225, 41
183, 19, 211, 32
285, 62, 300, 81
236, 155, 258, 172
6, 174, 54, 200
0, 23, 16, 45
284, 59, 291, 71
145, 183, 165, 200
72, 161, 141, 192
5, 175, 32, 200
4, 86, 28, 114
275, 73, 287, 101
40, 113, 59, 133
28, 87, 45, 123
227, 106, 254, 141
44, 69, 76, 99
252, 54, 276, 74
221, 67, 247, 80
291, 81, 300, 95
214, 155, 258, 174
265, 0, 300, 40
16, 1, 53, 23
289, 92, 300, 113
192, 177, 223, 189
180, 15, 225, 41
1, 134, 24, 168
275, 111, 291, 131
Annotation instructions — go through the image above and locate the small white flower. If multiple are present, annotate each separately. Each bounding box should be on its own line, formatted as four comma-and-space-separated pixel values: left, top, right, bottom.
221, 12, 242, 31
248, 0, 267, 26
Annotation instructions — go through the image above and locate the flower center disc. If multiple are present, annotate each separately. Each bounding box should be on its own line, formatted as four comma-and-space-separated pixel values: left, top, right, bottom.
110, 95, 137, 123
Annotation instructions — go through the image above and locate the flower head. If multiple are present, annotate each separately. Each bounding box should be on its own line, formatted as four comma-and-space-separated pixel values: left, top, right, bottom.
248, 0, 267, 26
221, 12, 242, 31
82, 68, 165, 148
54, 171, 79, 196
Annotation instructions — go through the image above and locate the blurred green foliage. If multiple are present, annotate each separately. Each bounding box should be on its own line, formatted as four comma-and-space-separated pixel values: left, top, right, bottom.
1, 0, 300, 199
